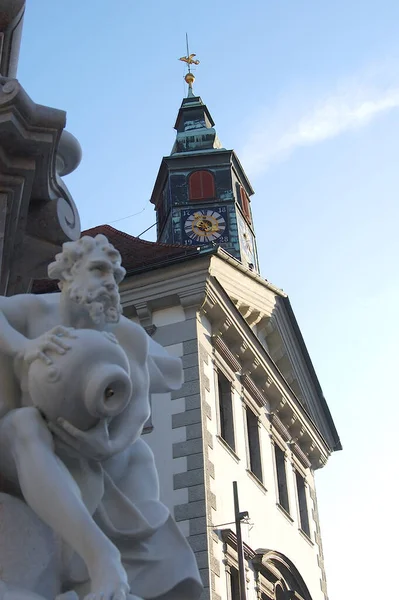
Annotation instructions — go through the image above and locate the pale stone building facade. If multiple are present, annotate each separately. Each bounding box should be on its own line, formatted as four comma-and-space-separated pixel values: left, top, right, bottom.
34, 85, 341, 600
114, 85, 339, 600
116, 242, 340, 600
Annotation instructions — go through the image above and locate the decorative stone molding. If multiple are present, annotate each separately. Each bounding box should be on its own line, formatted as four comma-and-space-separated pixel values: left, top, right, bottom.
213, 336, 241, 373
134, 300, 152, 327
178, 290, 205, 318
253, 550, 313, 600
217, 317, 234, 337
0, 76, 81, 294
289, 442, 312, 470
246, 310, 263, 327
257, 315, 275, 337
241, 374, 267, 408
276, 396, 288, 412
220, 528, 256, 562
201, 282, 332, 470
267, 413, 291, 443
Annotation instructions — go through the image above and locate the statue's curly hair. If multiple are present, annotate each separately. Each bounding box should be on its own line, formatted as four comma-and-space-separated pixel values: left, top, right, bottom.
48, 234, 126, 287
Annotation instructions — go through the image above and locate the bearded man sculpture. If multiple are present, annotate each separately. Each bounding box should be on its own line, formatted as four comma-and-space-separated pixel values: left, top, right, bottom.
0, 235, 203, 600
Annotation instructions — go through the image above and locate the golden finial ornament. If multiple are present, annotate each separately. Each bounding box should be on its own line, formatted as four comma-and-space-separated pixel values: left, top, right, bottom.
184, 72, 196, 86
179, 34, 199, 94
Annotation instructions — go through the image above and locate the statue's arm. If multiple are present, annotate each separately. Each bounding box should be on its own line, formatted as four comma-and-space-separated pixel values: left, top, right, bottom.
0, 295, 32, 357
107, 319, 184, 453
107, 360, 150, 453
147, 335, 183, 393
107, 320, 151, 453
0, 295, 34, 418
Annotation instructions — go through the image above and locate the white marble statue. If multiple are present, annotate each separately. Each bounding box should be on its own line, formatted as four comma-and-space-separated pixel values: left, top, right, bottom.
0, 235, 202, 600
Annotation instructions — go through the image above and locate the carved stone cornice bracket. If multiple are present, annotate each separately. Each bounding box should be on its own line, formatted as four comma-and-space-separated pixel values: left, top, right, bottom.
178, 289, 205, 318
214, 316, 234, 338
0, 76, 81, 295
134, 301, 152, 328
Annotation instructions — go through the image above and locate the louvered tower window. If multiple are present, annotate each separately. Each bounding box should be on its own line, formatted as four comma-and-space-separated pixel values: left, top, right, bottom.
189, 170, 215, 201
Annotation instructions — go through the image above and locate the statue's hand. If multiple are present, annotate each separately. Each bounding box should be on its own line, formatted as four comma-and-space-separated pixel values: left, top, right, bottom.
48, 418, 117, 461
23, 326, 77, 366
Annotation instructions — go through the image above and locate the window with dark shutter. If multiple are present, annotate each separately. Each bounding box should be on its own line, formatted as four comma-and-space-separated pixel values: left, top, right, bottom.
296, 472, 311, 537
218, 371, 235, 451
229, 566, 240, 600
246, 408, 263, 482
239, 186, 252, 223
274, 445, 290, 514
189, 170, 215, 201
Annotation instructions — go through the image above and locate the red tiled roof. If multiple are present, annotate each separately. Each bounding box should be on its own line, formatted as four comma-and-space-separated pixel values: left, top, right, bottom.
32, 224, 202, 294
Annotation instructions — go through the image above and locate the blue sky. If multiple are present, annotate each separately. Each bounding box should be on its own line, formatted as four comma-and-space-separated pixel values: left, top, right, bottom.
18, 1, 399, 598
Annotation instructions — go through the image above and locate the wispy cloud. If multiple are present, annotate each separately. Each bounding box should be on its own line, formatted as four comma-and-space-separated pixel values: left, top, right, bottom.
240, 70, 399, 176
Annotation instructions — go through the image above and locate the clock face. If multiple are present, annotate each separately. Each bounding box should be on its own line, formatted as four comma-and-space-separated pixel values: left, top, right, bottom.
183, 208, 228, 244
238, 214, 256, 267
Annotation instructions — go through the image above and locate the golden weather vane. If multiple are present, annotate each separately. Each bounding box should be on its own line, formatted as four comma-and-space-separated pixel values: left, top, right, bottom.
179, 53, 200, 68
179, 33, 199, 92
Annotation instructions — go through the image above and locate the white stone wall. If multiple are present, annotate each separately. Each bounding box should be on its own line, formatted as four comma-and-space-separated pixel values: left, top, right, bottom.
197, 313, 325, 600
133, 296, 328, 600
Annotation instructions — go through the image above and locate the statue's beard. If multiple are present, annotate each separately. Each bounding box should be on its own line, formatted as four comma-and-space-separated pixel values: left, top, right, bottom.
68, 284, 122, 325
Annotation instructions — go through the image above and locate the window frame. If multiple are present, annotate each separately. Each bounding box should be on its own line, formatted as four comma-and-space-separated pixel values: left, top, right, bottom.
273, 441, 291, 515
188, 170, 216, 201
236, 183, 252, 223
228, 565, 240, 600
244, 404, 263, 483
221, 529, 253, 600
295, 470, 311, 539
216, 368, 236, 452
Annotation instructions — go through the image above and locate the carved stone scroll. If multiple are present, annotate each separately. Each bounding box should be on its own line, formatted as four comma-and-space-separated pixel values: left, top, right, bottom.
0, 76, 81, 294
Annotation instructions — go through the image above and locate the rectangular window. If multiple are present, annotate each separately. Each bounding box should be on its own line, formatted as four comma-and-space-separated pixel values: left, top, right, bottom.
239, 186, 252, 223
189, 170, 215, 201
246, 407, 263, 482
229, 566, 240, 600
218, 371, 235, 451
296, 472, 311, 537
274, 445, 290, 513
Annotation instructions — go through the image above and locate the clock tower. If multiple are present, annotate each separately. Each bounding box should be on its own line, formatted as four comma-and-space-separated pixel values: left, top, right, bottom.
150, 63, 259, 272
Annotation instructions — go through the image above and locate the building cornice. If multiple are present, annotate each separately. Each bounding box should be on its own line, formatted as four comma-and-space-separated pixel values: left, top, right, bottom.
208, 254, 341, 453
119, 251, 334, 468
203, 278, 332, 469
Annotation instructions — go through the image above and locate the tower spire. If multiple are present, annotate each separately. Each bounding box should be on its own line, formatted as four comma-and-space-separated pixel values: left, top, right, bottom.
151, 56, 258, 271
178, 34, 200, 97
